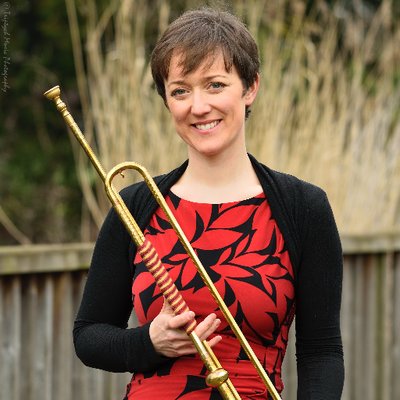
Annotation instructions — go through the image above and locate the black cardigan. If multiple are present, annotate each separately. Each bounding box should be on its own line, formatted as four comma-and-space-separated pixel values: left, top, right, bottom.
73, 154, 344, 399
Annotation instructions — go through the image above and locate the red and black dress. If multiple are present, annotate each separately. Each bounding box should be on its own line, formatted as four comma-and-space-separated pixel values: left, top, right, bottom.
126, 191, 295, 399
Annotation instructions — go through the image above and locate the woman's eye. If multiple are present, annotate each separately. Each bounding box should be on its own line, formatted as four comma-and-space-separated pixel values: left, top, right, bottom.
209, 82, 226, 90
171, 88, 187, 97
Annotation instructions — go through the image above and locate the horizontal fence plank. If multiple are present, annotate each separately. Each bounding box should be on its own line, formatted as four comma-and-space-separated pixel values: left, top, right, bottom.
1, 232, 399, 275
340, 232, 400, 254
0, 243, 94, 275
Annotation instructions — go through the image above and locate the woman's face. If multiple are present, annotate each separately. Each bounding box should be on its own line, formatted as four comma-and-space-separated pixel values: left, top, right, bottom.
165, 51, 259, 160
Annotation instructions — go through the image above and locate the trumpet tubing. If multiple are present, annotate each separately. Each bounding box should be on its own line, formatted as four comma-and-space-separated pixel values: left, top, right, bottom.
44, 85, 282, 400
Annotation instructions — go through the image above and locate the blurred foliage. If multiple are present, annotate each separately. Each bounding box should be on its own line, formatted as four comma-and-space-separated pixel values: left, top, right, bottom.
0, 0, 84, 244
0, 0, 398, 244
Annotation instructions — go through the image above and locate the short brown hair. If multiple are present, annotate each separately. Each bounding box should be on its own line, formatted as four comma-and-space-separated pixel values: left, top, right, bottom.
151, 7, 260, 103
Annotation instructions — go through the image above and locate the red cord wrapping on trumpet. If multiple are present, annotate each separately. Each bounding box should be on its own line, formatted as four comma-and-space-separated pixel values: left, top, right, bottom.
138, 238, 197, 334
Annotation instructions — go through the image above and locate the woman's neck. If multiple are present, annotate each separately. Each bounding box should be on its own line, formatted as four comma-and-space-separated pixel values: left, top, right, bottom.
171, 149, 262, 203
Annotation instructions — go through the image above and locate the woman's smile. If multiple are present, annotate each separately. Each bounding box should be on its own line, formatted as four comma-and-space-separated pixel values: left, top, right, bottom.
192, 119, 221, 132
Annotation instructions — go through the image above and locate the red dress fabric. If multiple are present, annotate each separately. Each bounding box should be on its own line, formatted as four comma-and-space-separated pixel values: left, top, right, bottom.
127, 192, 295, 399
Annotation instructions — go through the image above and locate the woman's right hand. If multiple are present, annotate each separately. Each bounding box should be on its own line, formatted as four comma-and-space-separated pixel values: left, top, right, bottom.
149, 300, 222, 358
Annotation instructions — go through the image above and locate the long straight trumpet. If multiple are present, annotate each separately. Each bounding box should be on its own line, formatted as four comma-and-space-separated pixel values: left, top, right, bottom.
44, 85, 282, 400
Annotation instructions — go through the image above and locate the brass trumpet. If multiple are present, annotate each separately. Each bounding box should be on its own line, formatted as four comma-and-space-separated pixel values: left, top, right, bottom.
44, 85, 282, 400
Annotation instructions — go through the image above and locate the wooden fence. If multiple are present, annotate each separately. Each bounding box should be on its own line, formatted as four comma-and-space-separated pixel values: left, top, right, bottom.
0, 235, 399, 400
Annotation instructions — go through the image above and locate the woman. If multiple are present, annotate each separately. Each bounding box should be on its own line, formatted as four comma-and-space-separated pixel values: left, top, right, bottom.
73, 7, 344, 399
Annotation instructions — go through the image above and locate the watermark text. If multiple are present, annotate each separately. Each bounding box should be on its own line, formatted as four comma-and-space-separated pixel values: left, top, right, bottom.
2, 2, 11, 93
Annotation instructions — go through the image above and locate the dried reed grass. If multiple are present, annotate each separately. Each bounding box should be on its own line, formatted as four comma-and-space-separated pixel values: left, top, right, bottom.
67, 0, 400, 236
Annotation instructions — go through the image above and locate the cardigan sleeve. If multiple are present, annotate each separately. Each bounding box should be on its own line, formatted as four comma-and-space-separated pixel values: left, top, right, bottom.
295, 187, 344, 399
73, 191, 169, 373
73, 166, 186, 373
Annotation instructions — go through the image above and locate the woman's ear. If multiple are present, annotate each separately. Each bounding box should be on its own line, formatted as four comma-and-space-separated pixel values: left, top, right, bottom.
244, 73, 260, 106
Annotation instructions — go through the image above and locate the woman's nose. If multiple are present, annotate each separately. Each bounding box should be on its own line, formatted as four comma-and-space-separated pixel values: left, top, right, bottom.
190, 91, 211, 115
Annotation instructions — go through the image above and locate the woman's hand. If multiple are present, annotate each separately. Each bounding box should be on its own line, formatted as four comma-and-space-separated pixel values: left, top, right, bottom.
149, 300, 222, 358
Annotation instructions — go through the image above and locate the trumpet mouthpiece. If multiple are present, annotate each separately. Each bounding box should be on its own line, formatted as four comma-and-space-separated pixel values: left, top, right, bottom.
44, 85, 60, 101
